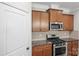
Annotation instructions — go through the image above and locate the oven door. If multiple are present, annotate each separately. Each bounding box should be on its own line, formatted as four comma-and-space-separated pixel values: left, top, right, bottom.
55, 47, 66, 56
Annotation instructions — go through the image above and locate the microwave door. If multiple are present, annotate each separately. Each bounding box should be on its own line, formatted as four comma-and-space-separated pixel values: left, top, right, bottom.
50, 24, 60, 30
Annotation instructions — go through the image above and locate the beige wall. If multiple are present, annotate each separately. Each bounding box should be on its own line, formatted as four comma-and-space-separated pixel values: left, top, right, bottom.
32, 31, 70, 41
70, 31, 79, 39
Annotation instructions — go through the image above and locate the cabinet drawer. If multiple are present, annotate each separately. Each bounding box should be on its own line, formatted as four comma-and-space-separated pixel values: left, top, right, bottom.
43, 44, 52, 48
32, 45, 43, 50
72, 41, 78, 45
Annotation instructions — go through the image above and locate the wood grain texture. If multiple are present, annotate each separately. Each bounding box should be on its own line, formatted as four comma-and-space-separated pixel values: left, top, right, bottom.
41, 12, 49, 32
63, 14, 73, 31
32, 44, 52, 56
32, 11, 40, 32
32, 10, 49, 32
48, 9, 63, 22
67, 40, 78, 56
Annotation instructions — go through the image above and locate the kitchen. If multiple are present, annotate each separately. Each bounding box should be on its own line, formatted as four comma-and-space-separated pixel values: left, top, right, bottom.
0, 2, 79, 56
32, 2, 79, 56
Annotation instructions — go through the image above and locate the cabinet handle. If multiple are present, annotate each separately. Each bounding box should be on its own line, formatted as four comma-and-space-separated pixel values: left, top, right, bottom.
26, 47, 29, 50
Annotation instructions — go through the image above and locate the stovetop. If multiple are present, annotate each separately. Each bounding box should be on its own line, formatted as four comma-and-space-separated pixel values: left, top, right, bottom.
47, 38, 65, 43
47, 38, 66, 46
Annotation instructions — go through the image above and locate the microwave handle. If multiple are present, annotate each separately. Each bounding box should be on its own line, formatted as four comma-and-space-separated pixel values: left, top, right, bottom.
61, 24, 63, 29
49, 22, 50, 30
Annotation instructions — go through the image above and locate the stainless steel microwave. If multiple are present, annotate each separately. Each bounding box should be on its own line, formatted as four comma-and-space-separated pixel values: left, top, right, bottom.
50, 22, 64, 30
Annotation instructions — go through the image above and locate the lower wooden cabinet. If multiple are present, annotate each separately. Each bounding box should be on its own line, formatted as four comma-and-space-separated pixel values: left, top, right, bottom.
32, 45, 43, 56
42, 44, 52, 56
32, 44, 52, 56
67, 40, 78, 56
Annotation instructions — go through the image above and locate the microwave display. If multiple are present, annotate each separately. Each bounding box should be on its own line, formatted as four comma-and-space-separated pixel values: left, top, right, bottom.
51, 24, 61, 29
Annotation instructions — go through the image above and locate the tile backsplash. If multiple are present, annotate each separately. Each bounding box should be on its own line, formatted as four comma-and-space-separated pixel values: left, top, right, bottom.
32, 31, 70, 41
70, 31, 79, 39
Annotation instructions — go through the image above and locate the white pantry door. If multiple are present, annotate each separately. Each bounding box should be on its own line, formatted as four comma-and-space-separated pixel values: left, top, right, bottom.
0, 3, 7, 56
0, 2, 32, 56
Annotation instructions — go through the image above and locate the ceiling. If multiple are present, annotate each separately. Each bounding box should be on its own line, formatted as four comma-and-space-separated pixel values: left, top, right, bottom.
33, 2, 79, 11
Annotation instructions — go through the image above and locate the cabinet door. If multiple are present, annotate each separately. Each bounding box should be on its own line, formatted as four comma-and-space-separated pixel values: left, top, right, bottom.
67, 41, 78, 56
56, 11, 63, 22
72, 41, 78, 56
32, 45, 43, 56
67, 41, 72, 56
49, 10, 57, 22
41, 12, 49, 32
63, 14, 73, 31
32, 11, 40, 32
43, 44, 52, 56
48, 9, 63, 22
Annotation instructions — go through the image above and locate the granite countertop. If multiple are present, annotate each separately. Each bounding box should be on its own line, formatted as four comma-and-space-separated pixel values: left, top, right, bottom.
61, 38, 79, 42
32, 38, 79, 47
32, 40, 52, 47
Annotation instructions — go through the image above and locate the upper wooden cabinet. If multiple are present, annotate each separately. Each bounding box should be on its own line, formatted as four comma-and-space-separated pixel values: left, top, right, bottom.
32, 10, 49, 32
32, 9, 74, 31
32, 11, 40, 32
63, 14, 74, 31
48, 9, 63, 22
41, 12, 49, 32
47, 9, 74, 31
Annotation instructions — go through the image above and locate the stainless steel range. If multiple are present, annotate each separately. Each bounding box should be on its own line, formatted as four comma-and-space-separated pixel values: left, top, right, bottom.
46, 34, 67, 56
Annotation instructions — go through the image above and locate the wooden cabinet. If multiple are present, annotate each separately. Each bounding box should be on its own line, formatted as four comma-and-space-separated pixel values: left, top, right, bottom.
67, 40, 78, 56
32, 9, 74, 31
48, 9, 73, 31
32, 45, 43, 56
63, 14, 73, 31
32, 11, 40, 32
67, 41, 72, 56
72, 41, 78, 56
48, 9, 63, 22
32, 44, 52, 56
32, 10, 49, 32
42, 44, 52, 56
41, 12, 49, 32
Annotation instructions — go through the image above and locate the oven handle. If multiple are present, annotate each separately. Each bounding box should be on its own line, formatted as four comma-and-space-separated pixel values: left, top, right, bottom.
54, 45, 67, 48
